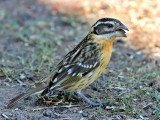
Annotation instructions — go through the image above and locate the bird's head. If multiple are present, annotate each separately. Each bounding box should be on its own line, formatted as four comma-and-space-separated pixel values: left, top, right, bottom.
90, 18, 129, 40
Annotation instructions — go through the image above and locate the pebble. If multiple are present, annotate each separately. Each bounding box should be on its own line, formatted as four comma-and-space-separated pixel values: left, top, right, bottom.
43, 109, 53, 117
82, 112, 88, 117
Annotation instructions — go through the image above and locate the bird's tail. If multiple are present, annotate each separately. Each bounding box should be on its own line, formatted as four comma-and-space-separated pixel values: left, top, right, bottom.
6, 75, 52, 108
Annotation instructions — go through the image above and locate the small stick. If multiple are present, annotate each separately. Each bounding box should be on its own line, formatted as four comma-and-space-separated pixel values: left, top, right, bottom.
1, 113, 9, 119
31, 104, 81, 111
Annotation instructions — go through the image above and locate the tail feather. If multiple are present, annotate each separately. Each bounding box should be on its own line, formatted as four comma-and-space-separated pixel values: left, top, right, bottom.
6, 71, 56, 108
6, 82, 48, 108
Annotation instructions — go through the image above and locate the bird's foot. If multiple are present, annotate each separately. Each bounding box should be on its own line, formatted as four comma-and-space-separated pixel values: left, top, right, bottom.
77, 91, 100, 106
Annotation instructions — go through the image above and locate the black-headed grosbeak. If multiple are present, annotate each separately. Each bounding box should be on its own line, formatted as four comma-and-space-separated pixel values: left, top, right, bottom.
6, 18, 128, 108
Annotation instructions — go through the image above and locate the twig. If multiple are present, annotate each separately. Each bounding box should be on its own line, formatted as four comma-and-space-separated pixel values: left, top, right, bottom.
1, 113, 9, 120
108, 85, 127, 91
30, 104, 81, 111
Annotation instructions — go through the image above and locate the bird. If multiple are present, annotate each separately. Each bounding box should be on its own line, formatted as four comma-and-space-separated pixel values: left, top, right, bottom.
6, 18, 128, 108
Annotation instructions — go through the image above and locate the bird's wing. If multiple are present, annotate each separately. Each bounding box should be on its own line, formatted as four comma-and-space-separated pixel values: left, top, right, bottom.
41, 41, 100, 95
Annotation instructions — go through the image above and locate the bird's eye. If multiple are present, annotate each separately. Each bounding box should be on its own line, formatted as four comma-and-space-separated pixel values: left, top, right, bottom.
106, 24, 113, 28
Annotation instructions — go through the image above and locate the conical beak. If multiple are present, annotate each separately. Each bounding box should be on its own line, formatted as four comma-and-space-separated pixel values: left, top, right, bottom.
116, 23, 129, 31
114, 23, 129, 37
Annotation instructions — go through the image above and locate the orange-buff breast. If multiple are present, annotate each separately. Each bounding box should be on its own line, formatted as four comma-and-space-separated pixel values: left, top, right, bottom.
93, 36, 115, 80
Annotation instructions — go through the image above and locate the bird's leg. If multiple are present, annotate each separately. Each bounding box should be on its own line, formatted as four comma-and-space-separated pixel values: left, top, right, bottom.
77, 91, 100, 106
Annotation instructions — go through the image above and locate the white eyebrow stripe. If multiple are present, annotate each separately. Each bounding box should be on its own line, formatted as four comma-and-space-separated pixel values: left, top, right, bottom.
94, 21, 114, 27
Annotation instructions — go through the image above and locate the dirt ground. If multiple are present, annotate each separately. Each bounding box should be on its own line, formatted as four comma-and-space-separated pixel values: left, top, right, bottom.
0, 0, 159, 120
